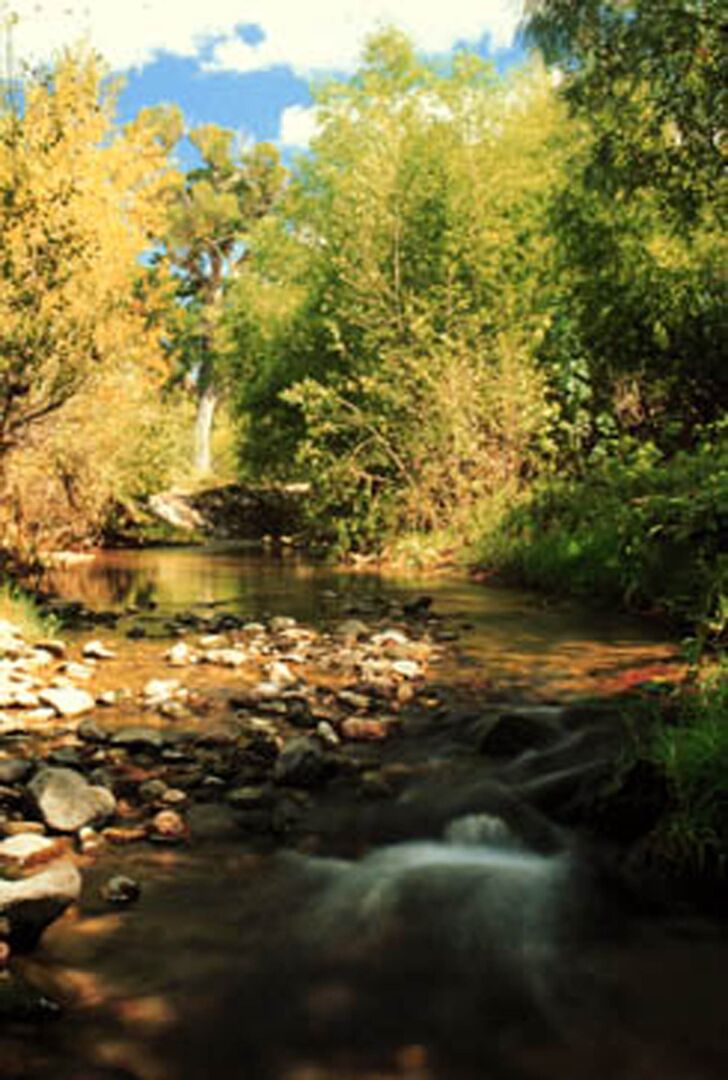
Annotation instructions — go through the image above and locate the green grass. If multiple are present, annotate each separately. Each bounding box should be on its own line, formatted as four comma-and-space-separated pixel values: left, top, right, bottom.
645, 666, 728, 873
0, 582, 57, 642
468, 442, 727, 639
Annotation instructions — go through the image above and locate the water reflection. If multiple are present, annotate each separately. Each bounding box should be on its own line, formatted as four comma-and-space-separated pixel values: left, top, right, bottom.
42, 546, 681, 698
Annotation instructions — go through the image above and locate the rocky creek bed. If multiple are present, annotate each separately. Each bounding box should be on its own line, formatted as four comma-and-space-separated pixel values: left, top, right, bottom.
0, 578, 724, 1079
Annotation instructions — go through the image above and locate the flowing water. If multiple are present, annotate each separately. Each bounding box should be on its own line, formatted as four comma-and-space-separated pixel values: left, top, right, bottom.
2, 546, 725, 1080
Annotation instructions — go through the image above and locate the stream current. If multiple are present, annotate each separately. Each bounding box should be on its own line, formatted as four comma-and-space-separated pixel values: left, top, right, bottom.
1, 546, 726, 1080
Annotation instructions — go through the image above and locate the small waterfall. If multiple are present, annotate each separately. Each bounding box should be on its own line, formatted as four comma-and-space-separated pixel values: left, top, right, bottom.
277, 817, 583, 1051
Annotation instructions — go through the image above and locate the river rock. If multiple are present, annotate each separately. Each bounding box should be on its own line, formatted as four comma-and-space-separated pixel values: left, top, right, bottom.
100, 875, 141, 906
333, 619, 369, 642
150, 809, 187, 842
28, 767, 116, 832
390, 659, 422, 680
143, 678, 181, 705
60, 662, 95, 681
111, 726, 165, 752
479, 712, 563, 758
166, 641, 194, 667
34, 639, 66, 659
82, 640, 116, 661
38, 686, 95, 718
204, 648, 246, 668
266, 661, 297, 688
0, 833, 82, 949
274, 737, 329, 788
77, 718, 112, 743
340, 717, 390, 742
0, 759, 33, 785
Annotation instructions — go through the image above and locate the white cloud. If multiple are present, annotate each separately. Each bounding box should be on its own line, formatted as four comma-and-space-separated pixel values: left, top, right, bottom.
4, 1, 525, 75
278, 103, 320, 149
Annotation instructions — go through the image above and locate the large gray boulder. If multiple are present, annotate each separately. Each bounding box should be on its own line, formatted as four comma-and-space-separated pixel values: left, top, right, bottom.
0, 834, 82, 949
28, 767, 116, 832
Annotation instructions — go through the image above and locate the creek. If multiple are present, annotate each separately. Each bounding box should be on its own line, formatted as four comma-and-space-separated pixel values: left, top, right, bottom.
1, 546, 725, 1080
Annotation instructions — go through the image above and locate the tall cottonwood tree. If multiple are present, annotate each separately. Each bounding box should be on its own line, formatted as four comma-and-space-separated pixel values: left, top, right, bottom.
162, 127, 285, 472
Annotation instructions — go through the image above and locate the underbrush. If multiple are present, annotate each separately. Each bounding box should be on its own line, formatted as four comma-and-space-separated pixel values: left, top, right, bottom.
468, 441, 727, 639
630, 664, 728, 878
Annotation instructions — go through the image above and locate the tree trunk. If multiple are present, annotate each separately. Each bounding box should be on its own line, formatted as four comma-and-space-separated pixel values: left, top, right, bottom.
194, 383, 218, 474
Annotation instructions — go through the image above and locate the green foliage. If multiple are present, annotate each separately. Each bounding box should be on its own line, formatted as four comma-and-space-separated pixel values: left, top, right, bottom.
526, 1, 726, 225
635, 663, 728, 874
472, 436, 727, 636
231, 34, 568, 550
0, 581, 55, 640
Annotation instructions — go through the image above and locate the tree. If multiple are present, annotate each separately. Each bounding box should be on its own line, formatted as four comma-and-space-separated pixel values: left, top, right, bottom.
524, 1, 726, 224
0, 46, 180, 465
231, 31, 570, 548
162, 128, 286, 473
524, 1, 727, 450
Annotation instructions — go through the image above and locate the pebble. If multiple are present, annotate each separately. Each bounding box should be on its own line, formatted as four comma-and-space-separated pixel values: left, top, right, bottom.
82, 641, 116, 661
150, 810, 187, 842
340, 718, 391, 741
101, 875, 141, 905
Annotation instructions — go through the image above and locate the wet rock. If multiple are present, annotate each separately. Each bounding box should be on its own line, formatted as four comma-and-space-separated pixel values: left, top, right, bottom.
0, 833, 81, 949
274, 737, 329, 788
150, 809, 187, 843
0, 784, 24, 808
77, 718, 112, 743
111, 727, 165, 752
138, 779, 168, 803
0, 759, 33, 785
38, 686, 95, 718
47, 747, 85, 768
338, 690, 371, 711
340, 717, 391, 742
82, 641, 116, 661
479, 712, 563, 758
161, 788, 187, 806
226, 785, 274, 810
29, 767, 116, 832
78, 826, 105, 855
102, 825, 148, 845
101, 875, 141, 906
316, 720, 341, 748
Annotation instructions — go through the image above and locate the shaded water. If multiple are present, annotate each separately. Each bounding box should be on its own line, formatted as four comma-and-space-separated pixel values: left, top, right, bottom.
2, 547, 722, 1080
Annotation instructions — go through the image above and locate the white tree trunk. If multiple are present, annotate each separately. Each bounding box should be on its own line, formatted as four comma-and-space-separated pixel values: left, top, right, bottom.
194, 383, 218, 474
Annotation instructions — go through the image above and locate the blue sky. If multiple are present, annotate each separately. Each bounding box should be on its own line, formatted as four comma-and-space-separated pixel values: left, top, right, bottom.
8, 1, 528, 156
